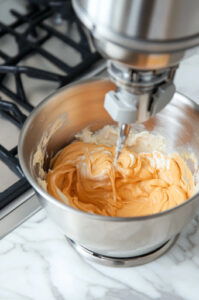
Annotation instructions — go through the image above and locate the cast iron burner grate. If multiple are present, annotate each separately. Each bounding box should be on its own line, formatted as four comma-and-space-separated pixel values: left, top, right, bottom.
0, 1, 101, 210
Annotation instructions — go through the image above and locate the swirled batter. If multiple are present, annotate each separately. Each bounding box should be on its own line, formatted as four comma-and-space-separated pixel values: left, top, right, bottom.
46, 127, 195, 217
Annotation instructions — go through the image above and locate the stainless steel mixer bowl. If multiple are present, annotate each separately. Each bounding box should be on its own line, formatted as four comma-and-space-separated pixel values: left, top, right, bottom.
18, 78, 199, 260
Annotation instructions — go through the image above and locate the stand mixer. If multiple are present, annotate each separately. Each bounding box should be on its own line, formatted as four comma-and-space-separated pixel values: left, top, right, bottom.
18, 0, 199, 266
72, 0, 199, 161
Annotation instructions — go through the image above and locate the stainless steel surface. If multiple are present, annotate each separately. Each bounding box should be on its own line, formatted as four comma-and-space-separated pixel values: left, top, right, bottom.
19, 78, 199, 260
67, 235, 179, 267
73, 0, 199, 69
0, 190, 40, 238
107, 61, 176, 94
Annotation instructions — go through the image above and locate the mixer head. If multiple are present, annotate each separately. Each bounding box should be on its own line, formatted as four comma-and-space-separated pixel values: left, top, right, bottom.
104, 61, 176, 124
72, 0, 199, 160
105, 61, 176, 160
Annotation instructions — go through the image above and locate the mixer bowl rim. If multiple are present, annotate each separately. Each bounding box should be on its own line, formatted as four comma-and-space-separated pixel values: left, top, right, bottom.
18, 77, 199, 222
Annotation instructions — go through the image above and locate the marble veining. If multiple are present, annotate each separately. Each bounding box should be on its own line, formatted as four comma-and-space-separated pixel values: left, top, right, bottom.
0, 207, 199, 300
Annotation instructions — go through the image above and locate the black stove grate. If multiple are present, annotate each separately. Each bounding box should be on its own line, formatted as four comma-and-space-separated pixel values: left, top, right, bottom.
0, 1, 101, 209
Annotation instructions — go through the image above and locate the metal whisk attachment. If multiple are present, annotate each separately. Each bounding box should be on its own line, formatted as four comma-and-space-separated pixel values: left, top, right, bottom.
114, 123, 130, 165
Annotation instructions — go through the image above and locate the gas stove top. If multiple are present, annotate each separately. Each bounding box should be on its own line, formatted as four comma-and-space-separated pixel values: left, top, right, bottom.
0, 0, 105, 237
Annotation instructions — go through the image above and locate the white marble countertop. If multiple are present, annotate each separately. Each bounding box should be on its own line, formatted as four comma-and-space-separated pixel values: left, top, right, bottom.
1, 53, 199, 300
1, 209, 199, 300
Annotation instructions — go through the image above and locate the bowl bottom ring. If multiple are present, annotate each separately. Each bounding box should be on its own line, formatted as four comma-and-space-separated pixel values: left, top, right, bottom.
66, 234, 179, 267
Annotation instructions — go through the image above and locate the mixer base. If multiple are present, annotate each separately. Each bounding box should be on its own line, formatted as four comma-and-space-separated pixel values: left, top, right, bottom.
67, 235, 179, 267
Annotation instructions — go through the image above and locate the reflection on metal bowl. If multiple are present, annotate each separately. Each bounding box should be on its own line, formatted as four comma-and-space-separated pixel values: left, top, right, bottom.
18, 78, 199, 266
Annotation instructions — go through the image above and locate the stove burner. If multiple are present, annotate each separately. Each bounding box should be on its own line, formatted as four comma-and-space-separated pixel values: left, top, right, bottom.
0, 99, 26, 127
0, 4, 100, 110
0, 1, 101, 210
0, 144, 23, 177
